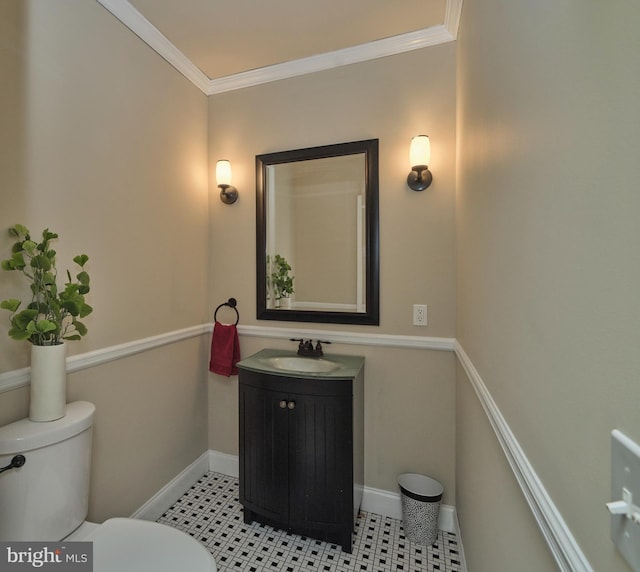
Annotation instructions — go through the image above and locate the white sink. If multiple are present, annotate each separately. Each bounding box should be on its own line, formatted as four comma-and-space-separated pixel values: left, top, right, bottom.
261, 356, 342, 373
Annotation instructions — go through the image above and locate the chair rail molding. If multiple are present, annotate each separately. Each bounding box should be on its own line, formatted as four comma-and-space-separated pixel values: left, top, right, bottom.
237, 324, 455, 351
0, 324, 454, 394
454, 341, 593, 572
0, 324, 210, 394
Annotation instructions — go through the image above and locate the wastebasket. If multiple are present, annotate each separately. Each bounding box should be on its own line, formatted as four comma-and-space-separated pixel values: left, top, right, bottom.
398, 473, 443, 546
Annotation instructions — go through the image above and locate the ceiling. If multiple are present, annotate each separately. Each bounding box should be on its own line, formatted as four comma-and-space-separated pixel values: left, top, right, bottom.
96, 0, 462, 94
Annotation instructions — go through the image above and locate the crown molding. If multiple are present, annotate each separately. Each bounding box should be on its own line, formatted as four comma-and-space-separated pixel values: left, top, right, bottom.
206, 25, 454, 95
444, 0, 464, 39
95, 0, 211, 92
95, 0, 462, 95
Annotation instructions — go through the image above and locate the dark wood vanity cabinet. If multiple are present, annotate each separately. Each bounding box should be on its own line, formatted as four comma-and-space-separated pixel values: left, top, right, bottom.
239, 368, 364, 552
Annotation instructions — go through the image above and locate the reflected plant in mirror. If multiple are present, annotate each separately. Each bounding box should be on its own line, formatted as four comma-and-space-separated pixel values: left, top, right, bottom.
256, 139, 379, 325
268, 254, 294, 308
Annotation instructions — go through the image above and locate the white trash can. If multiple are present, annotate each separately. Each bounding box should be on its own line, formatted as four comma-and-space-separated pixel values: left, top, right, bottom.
398, 473, 443, 546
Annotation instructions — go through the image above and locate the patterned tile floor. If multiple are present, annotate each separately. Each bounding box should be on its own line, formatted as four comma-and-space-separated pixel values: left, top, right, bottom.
157, 472, 463, 572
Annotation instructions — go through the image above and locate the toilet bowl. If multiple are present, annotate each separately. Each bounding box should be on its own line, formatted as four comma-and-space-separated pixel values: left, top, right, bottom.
68, 518, 216, 571
0, 401, 216, 572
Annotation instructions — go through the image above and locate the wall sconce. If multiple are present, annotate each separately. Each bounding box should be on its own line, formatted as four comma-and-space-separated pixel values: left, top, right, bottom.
407, 135, 433, 191
216, 160, 238, 204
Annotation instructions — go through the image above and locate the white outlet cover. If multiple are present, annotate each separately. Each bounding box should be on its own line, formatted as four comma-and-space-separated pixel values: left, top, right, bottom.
611, 430, 640, 571
413, 304, 427, 326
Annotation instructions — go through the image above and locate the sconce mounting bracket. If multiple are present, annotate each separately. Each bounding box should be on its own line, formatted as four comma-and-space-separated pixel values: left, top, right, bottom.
407, 166, 433, 192
219, 184, 238, 204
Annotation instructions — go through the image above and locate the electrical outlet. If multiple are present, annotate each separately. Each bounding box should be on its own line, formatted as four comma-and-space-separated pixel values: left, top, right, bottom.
413, 304, 428, 326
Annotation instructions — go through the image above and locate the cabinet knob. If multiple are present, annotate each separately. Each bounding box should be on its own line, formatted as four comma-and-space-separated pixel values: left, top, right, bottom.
279, 400, 287, 409
287, 401, 296, 410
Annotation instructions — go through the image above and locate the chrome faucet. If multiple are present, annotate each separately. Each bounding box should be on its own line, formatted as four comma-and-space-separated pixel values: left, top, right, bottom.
290, 338, 331, 357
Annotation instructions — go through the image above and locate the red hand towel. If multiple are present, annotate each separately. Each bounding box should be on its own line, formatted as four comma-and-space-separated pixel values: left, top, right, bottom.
209, 321, 240, 377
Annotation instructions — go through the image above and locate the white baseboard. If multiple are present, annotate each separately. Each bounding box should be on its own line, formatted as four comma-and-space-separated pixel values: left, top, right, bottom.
130, 449, 464, 569
132, 448, 458, 534
452, 507, 468, 571
207, 449, 457, 533
131, 451, 210, 521
208, 449, 239, 477
360, 484, 404, 519
360, 484, 456, 534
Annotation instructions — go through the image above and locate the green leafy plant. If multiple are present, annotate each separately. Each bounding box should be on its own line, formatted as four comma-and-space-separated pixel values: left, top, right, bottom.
1, 224, 92, 346
268, 254, 294, 301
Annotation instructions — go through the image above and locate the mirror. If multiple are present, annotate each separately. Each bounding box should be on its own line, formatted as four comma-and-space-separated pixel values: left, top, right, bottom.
256, 139, 379, 325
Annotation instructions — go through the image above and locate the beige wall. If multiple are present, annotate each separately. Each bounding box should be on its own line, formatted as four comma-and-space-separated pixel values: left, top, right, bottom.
0, 0, 210, 520
455, 363, 557, 571
68, 338, 209, 522
208, 46, 458, 495
456, 0, 640, 570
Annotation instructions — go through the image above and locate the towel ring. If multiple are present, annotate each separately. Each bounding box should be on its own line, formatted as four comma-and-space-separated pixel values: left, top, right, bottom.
214, 298, 239, 326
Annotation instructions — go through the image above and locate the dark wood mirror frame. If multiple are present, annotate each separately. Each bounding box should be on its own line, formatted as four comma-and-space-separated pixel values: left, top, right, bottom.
256, 139, 379, 325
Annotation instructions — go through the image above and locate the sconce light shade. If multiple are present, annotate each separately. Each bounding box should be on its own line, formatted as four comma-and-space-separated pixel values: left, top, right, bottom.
216, 159, 238, 204
407, 135, 433, 191
216, 160, 232, 185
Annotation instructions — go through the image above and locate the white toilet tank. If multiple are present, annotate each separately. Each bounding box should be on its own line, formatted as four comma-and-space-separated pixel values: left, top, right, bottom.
0, 401, 95, 541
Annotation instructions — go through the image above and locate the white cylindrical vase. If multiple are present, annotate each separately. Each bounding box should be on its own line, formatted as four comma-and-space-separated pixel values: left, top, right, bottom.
29, 343, 67, 422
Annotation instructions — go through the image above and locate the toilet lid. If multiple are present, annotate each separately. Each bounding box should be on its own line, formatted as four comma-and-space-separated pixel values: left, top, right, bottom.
84, 518, 216, 572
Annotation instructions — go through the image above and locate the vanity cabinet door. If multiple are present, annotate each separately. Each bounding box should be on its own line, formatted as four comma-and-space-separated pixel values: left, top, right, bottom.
239, 383, 290, 524
239, 368, 359, 552
288, 393, 352, 531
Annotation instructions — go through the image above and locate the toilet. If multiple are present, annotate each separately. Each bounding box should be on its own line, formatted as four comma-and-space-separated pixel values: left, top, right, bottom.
0, 401, 216, 572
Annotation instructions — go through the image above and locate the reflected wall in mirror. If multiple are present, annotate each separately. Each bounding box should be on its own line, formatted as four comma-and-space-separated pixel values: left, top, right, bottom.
256, 139, 379, 325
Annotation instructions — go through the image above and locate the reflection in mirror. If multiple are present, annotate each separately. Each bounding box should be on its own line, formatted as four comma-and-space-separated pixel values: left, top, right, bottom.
256, 140, 379, 325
